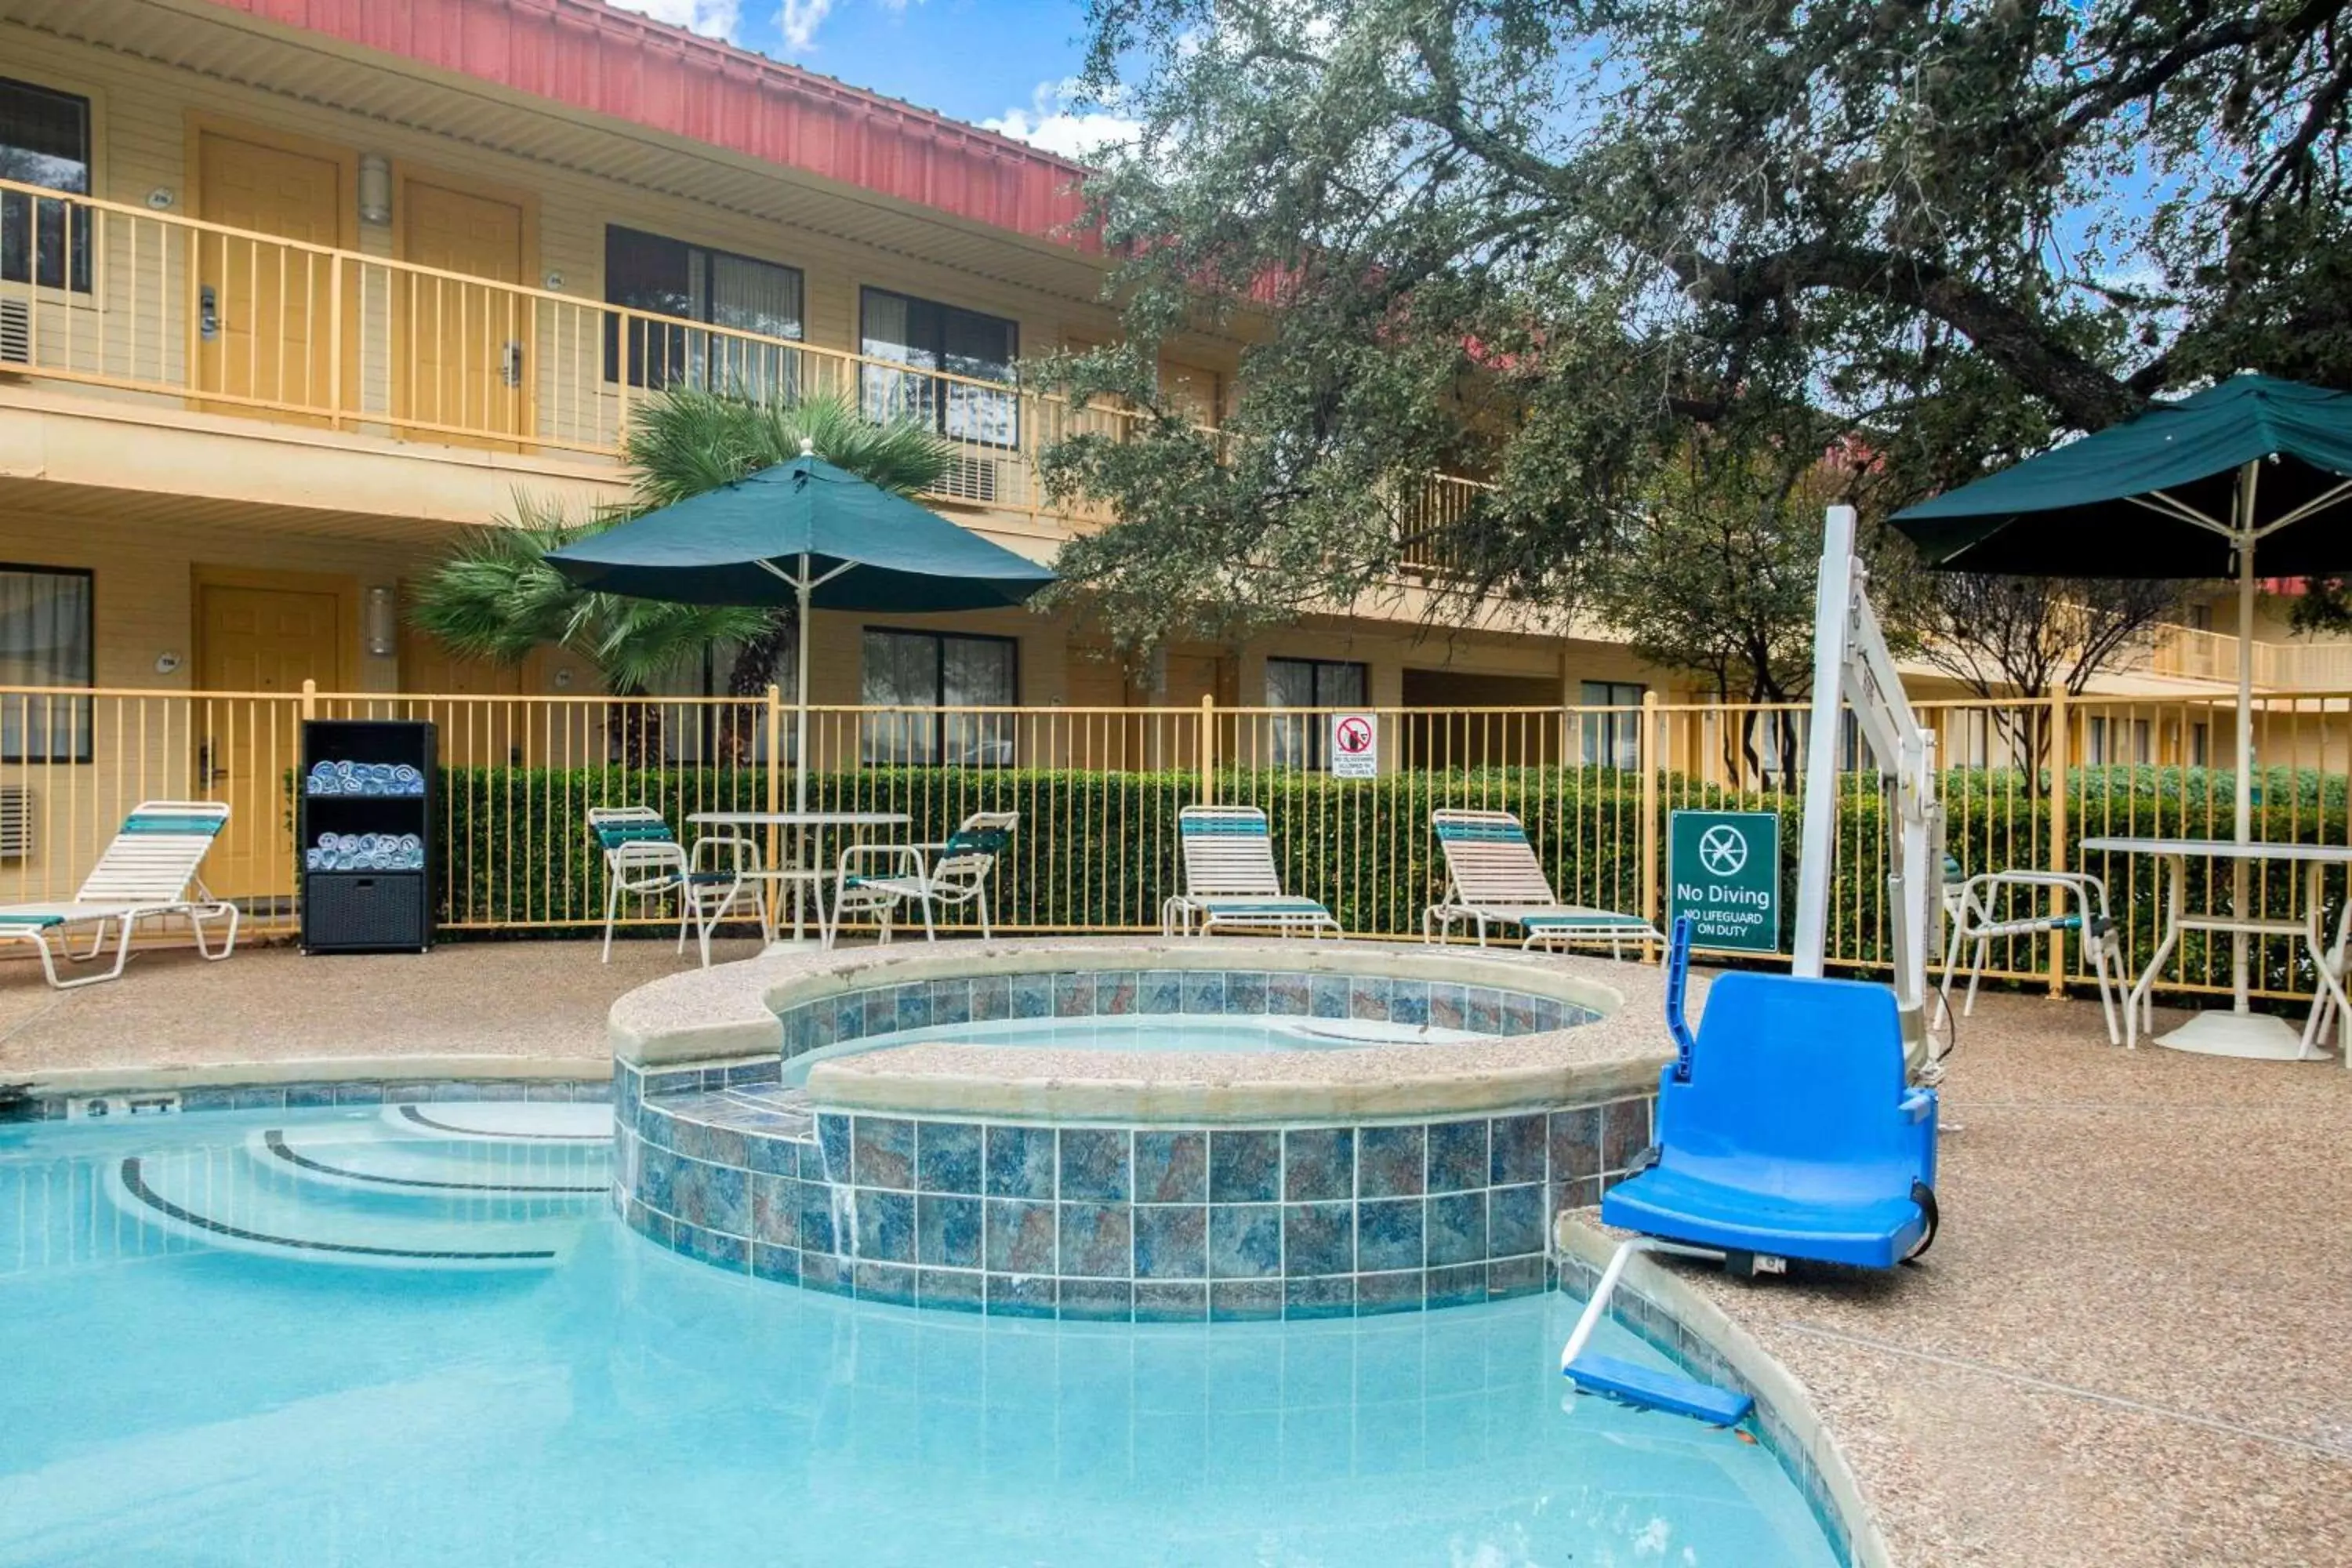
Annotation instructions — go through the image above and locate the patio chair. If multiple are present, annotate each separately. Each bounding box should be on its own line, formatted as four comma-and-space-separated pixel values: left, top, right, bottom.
829, 810, 1019, 946
0, 800, 238, 989
1423, 808, 1658, 957
1161, 805, 1341, 938
586, 805, 761, 967
1940, 855, 2122, 1044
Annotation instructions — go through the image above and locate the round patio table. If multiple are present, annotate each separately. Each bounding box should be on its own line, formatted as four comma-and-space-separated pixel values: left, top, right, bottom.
687, 811, 910, 946
2081, 835, 2352, 1062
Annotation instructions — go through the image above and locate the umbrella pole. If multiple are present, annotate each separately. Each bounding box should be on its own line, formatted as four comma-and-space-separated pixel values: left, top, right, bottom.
2230, 459, 2261, 1013
794, 558, 811, 817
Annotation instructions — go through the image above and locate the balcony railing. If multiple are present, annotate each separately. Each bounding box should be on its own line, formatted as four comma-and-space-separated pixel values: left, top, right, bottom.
2143, 624, 2352, 691
0, 177, 1484, 536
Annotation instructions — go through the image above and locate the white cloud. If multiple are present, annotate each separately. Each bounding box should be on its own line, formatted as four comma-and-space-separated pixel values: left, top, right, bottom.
601, 0, 744, 42
777, 0, 836, 52
982, 80, 1141, 162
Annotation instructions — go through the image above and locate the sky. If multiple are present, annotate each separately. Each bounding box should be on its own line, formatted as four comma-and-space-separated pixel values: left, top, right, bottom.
602, 0, 1140, 159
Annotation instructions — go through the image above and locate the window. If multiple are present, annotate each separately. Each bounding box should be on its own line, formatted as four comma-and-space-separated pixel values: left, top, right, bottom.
859, 288, 1019, 448
860, 630, 1018, 765
2190, 722, 2209, 768
604, 226, 803, 394
632, 637, 794, 764
1580, 681, 1646, 770
0, 78, 92, 294
0, 566, 93, 762
2086, 716, 2151, 766
1265, 657, 1367, 768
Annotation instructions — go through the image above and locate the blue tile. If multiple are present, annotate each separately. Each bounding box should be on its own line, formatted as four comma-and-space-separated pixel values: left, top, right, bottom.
1134, 1281, 1207, 1322
863, 989, 898, 1037
1207, 1204, 1282, 1278
230, 1088, 282, 1110
1602, 1097, 1652, 1171
1181, 971, 1226, 1014
895, 983, 931, 1033
332, 1082, 385, 1106
1054, 971, 1096, 1017
1010, 974, 1054, 1018
1059, 1278, 1134, 1322
833, 995, 866, 1043
918, 1120, 982, 1194
1208, 1279, 1283, 1321
1428, 983, 1467, 1030
744, 1134, 802, 1179
1348, 976, 1392, 1021
917, 1268, 985, 1312
1502, 992, 1536, 1036
678, 1223, 747, 1271
1488, 1254, 1547, 1300
1134, 1131, 1206, 1203
1428, 1120, 1489, 1194
637, 1146, 677, 1214
750, 1173, 798, 1246
751, 1242, 800, 1285
1530, 996, 1563, 1033
285, 1083, 336, 1108
1284, 1275, 1354, 1319
1226, 971, 1268, 1014
1357, 1124, 1425, 1198
970, 973, 1011, 1022
855, 1261, 918, 1306
817, 1115, 851, 1183
796, 1180, 838, 1254
806, 1004, 837, 1051
780, 1008, 814, 1058
854, 1189, 916, 1263
1356, 1196, 1425, 1272
626, 1200, 671, 1247
1283, 1127, 1354, 1203
1309, 975, 1350, 1018
802, 1252, 853, 1297
1134, 1204, 1207, 1279
1267, 971, 1310, 1016
1058, 1127, 1131, 1202
1386, 979, 1429, 1025
1549, 1106, 1603, 1183
1466, 988, 1503, 1034
929, 978, 972, 1025
985, 1273, 1058, 1319
984, 1198, 1056, 1273
1427, 1191, 1488, 1266
1058, 1201, 1133, 1278
1425, 1262, 1488, 1308
1490, 1113, 1547, 1185
1094, 971, 1137, 1014
985, 1124, 1054, 1199
674, 1160, 749, 1236
918, 1193, 982, 1269
1488, 1182, 1547, 1258
1356, 1270, 1425, 1315
1138, 970, 1184, 1014
853, 1116, 916, 1190
1208, 1130, 1280, 1203
1283, 1202, 1353, 1276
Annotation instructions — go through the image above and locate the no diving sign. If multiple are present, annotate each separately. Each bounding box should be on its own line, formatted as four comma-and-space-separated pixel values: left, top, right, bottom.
1330, 713, 1377, 778
1667, 810, 1780, 953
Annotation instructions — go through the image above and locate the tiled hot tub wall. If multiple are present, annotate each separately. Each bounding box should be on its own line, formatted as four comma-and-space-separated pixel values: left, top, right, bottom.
612, 966, 1653, 1321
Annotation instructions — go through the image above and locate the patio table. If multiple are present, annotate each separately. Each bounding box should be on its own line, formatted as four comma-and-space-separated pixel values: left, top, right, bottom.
687, 811, 910, 946
2081, 835, 2352, 1062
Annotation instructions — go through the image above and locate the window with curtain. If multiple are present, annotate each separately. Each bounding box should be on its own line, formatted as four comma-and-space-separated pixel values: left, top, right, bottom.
1579, 680, 1646, 771
0, 566, 93, 763
630, 637, 797, 765
1265, 657, 1367, 768
858, 288, 1019, 448
603, 227, 803, 396
859, 629, 1018, 765
0, 77, 93, 294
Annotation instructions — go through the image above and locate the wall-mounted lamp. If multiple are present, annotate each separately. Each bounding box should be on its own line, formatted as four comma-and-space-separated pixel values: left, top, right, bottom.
543, 270, 565, 291
153, 652, 181, 676
144, 187, 175, 211
365, 586, 398, 657
357, 154, 393, 225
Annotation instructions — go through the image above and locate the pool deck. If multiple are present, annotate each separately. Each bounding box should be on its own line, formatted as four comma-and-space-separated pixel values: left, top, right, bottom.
1, 939, 2347, 1566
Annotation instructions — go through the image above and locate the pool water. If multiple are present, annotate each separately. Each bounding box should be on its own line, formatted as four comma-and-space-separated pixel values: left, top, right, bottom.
0, 1109, 1838, 1567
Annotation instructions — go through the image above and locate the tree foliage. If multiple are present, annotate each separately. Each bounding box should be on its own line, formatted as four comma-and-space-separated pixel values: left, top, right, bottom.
1037, 0, 2349, 647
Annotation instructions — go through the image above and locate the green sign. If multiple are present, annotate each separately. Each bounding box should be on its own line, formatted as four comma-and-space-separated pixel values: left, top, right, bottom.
1668, 810, 1781, 953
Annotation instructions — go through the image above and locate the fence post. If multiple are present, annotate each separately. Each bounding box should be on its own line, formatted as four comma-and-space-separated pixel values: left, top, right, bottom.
300, 678, 316, 722
2046, 687, 2071, 998
1197, 693, 1217, 805
765, 682, 784, 874
1639, 689, 1661, 946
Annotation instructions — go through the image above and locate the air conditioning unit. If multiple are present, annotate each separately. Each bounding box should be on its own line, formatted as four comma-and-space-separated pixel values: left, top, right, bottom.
0, 786, 32, 858
0, 298, 29, 365
935, 453, 1000, 504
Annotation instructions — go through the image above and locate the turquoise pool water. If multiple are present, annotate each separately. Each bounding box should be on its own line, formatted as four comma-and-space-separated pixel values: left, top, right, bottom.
0, 1109, 1838, 1566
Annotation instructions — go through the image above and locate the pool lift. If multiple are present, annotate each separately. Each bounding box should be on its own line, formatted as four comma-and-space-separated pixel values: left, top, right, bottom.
1559, 506, 1945, 1425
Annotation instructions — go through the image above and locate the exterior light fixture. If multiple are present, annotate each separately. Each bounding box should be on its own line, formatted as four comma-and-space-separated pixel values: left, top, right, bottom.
358, 154, 393, 225
144, 187, 175, 211
365, 586, 398, 657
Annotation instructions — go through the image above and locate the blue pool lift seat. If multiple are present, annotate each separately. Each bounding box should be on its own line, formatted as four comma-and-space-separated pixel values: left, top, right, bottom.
1602, 968, 1940, 1270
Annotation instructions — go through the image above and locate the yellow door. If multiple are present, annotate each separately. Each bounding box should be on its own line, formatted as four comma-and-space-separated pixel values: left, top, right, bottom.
198, 585, 343, 899
195, 133, 346, 422
399, 181, 531, 447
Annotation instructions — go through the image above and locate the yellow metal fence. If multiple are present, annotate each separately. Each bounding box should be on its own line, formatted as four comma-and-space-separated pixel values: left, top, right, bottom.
2, 684, 2349, 1005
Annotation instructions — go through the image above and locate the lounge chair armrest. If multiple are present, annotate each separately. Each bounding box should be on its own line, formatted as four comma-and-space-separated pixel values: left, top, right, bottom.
690, 835, 753, 874
1899, 1087, 1937, 1123
837, 842, 924, 877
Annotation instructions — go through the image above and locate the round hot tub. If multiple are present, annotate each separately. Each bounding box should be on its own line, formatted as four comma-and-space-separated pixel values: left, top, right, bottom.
609, 937, 1686, 1322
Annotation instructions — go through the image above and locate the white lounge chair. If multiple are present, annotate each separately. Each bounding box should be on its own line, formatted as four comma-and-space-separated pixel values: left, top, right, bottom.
829, 810, 1019, 946
0, 800, 238, 988
1940, 856, 2123, 1044
586, 805, 761, 967
1423, 808, 1658, 956
1161, 805, 1341, 938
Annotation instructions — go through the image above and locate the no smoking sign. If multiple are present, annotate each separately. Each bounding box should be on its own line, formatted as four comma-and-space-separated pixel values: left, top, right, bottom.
1330, 713, 1377, 778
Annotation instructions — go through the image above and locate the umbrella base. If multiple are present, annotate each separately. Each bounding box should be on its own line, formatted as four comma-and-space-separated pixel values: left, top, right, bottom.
2154, 1009, 2332, 1062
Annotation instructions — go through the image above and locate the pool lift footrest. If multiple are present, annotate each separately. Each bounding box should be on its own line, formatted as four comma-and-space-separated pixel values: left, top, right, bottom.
1559, 1236, 1757, 1426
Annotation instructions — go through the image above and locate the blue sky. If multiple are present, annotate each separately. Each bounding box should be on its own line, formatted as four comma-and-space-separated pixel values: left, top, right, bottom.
604, 2, 1134, 156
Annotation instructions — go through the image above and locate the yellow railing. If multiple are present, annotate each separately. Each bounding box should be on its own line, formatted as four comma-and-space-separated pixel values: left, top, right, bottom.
4, 683, 2350, 1007
2144, 623, 2352, 691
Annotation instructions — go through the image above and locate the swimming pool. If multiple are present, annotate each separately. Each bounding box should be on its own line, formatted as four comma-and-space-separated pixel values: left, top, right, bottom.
1, 1105, 1840, 1566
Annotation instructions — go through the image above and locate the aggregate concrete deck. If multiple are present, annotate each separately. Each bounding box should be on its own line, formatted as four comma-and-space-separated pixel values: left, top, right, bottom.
0, 938, 2344, 1565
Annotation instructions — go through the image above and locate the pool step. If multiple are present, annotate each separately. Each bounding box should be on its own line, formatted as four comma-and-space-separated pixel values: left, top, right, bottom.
377, 1102, 612, 1142
245, 1123, 608, 1197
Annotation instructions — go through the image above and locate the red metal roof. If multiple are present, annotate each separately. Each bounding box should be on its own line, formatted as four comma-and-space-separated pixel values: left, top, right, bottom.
198, 0, 1098, 249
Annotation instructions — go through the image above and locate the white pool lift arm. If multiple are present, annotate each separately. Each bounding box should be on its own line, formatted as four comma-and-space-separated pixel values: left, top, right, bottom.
1791, 506, 1944, 1060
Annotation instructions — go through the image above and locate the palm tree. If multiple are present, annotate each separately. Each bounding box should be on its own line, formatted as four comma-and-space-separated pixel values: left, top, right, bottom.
409, 388, 951, 756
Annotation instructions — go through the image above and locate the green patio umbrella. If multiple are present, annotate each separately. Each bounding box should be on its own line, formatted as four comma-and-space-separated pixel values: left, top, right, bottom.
546, 445, 1055, 809
1893, 373, 2352, 1049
